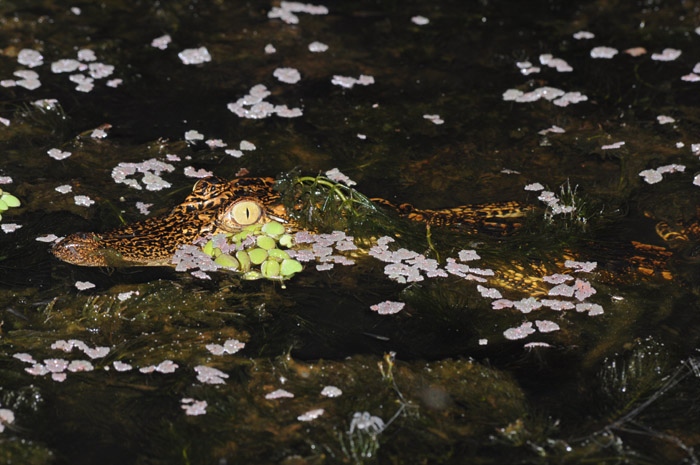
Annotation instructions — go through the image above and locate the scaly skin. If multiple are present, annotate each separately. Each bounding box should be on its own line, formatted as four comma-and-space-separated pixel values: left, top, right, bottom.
51, 175, 532, 267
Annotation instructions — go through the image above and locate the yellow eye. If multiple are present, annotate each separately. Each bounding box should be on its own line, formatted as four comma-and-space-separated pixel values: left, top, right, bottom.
230, 200, 262, 225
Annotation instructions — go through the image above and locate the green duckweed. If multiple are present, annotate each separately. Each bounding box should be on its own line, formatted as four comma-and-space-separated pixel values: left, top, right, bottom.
248, 248, 268, 265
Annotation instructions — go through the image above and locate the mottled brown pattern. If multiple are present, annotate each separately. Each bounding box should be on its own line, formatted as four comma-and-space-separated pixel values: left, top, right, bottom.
53, 176, 535, 267
51, 176, 693, 274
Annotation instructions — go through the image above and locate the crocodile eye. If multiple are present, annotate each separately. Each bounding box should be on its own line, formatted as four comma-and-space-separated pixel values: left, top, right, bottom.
229, 200, 262, 225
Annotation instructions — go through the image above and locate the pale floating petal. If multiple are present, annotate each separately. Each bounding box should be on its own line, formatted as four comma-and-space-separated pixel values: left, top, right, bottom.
75, 281, 95, 290
151, 34, 172, 50
265, 389, 294, 399
590, 46, 618, 59
535, 320, 560, 333
297, 408, 324, 422
651, 48, 681, 61
370, 300, 405, 315
181, 399, 207, 415
308, 41, 328, 52
573, 31, 594, 40
178, 47, 211, 65
503, 322, 535, 340
320, 385, 342, 397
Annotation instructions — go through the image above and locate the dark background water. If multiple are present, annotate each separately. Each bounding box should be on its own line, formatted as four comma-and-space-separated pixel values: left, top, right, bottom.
0, 0, 699, 464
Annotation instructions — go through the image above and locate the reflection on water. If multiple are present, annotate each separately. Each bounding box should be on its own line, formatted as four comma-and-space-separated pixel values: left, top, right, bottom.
1, 0, 699, 463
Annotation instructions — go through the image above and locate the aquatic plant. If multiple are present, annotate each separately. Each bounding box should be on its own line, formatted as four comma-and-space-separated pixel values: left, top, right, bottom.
276, 173, 392, 238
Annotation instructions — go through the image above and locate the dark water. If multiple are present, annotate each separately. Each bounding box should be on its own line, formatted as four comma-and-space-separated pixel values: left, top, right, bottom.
1, 0, 699, 464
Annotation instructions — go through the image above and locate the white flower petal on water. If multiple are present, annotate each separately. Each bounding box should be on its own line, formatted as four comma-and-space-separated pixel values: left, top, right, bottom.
590, 46, 618, 59
524, 182, 544, 191
13, 353, 35, 364
657, 115, 675, 125
625, 47, 646, 57
75, 281, 95, 290
195, 365, 229, 384
113, 361, 132, 372
370, 300, 405, 315
273, 67, 301, 84
538, 125, 564, 135
573, 279, 596, 301
223, 339, 245, 354
266, 389, 295, 399
268, 2, 328, 24
136, 202, 152, 215
694, 174, 700, 187
576, 302, 604, 315
113, 159, 175, 191
492, 299, 513, 309
178, 47, 211, 65
0, 409, 15, 431
74, 195, 95, 207
573, 31, 594, 40
225, 149, 243, 158
43, 359, 68, 373
297, 408, 324, 422
47, 148, 71, 160
564, 260, 596, 272
185, 130, 204, 141
1, 224, 21, 233
601, 141, 625, 150
524, 342, 551, 348
411, 15, 429, 25
548, 283, 574, 297
67, 360, 94, 372
155, 360, 178, 373
458, 249, 480, 261
206, 344, 225, 355
539, 53, 572, 72
320, 385, 342, 397
181, 398, 207, 415
514, 297, 542, 313
26, 363, 48, 376
239, 140, 256, 151
331, 74, 374, 89
651, 48, 681, 61
503, 322, 535, 340
535, 320, 560, 333
639, 169, 663, 184
325, 167, 356, 186
503, 89, 523, 101
308, 41, 328, 52
18, 49, 43, 68
541, 299, 575, 310
423, 114, 444, 125
184, 166, 213, 178
36, 234, 60, 242
55, 185, 72, 194
477, 285, 502, 299
264, 43, 276, 54
91, 128, 108, 139
52, 59, 81, 73
151, 34, 171, 50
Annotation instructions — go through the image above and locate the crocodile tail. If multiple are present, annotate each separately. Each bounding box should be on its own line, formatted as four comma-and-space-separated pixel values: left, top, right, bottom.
371, 198, 532, 235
